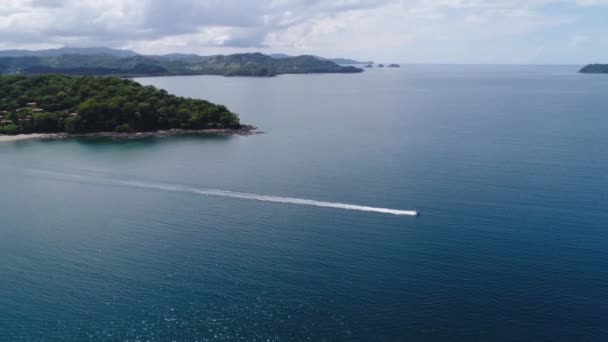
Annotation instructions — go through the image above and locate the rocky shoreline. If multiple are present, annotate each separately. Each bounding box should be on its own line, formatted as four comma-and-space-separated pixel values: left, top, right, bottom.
0, 125, 261, 143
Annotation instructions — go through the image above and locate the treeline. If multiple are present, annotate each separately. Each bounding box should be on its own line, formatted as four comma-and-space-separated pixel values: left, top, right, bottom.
0, 75, 240, 135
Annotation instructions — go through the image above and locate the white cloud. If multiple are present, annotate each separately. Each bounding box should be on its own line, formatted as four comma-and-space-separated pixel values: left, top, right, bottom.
567, 34, 589, 49
0, 0, 606, 63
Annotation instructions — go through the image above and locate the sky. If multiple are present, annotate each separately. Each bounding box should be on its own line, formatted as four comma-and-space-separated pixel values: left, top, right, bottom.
1, 0, 608, 64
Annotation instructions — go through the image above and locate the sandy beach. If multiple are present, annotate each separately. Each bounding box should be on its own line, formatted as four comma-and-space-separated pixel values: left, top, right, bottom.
0, 126, 260, 144
0, 133, 57, 143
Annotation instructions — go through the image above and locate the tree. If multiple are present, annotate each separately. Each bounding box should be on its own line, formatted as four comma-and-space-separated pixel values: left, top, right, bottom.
64, 116, 83, 133
0, 74, 241, 135
0, 124, 21, 135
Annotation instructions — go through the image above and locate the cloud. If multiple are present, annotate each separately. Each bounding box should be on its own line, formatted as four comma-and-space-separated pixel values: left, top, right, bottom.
567, 34, 589, 49
0, 0, 607, 62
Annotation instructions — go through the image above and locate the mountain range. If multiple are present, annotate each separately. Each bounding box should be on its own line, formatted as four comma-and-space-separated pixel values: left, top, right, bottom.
0, 47, 366, 77
0, 47, 138, 58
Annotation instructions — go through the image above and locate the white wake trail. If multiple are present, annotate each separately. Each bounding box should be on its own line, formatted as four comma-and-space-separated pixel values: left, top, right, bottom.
24, 169, 418, 217
121, 181, 419, 217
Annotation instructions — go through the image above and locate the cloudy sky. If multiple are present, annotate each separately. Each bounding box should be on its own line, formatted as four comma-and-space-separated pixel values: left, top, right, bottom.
2, 0, 608, 64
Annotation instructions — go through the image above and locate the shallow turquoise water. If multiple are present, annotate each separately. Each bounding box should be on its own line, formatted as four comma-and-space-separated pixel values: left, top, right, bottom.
1, 66, 608, 341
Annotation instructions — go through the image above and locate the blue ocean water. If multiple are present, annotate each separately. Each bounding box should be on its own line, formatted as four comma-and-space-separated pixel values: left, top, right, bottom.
1, 65, 607, 341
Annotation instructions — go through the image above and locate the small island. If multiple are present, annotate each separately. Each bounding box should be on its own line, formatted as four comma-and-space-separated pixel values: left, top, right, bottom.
388, 64, 401, 68
377, 64, 385, 68
0, 75, 253, 139
579, 64, 608, 73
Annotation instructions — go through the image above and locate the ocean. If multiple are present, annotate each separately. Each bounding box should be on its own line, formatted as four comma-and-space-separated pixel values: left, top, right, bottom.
1, 65, 607, 341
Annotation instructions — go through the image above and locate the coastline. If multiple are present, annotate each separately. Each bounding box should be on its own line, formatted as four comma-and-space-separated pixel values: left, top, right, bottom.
0, 125, 260, 143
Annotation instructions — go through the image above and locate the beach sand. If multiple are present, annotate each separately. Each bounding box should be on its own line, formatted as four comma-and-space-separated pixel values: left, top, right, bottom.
0, 126, 259, 144
0, 134, 56, 143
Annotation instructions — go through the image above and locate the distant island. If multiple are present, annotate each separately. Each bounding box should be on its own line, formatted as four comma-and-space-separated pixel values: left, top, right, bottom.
579, 64, 608, 73
388, 64, 401, 68
0, 47, 364, 77
0, 75, 252, 137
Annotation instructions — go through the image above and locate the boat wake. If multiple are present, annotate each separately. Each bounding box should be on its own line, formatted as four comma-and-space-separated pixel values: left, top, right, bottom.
27, 168, 419, 217
121, 180, 419, 217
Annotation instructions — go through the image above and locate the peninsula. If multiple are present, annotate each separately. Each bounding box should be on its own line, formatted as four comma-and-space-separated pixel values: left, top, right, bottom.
0, 75, 251, 138
0, 49, 363, 77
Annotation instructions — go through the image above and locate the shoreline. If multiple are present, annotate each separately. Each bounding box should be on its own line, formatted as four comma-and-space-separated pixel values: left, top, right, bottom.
0, 125, 261, 143
0, 133, 58, 143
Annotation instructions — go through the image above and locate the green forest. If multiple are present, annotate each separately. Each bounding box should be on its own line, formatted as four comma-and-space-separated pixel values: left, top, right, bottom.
0, 75, 240, 135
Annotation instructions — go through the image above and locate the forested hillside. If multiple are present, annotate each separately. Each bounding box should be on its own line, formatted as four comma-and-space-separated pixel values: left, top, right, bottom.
0, 75, 240, 135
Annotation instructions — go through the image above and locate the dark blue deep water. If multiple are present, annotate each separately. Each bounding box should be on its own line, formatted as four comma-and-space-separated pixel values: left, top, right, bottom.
1, 66, 608, 341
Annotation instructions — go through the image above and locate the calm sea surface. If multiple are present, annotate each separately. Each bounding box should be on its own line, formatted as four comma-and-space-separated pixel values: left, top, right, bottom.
1, 65, 608, 341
